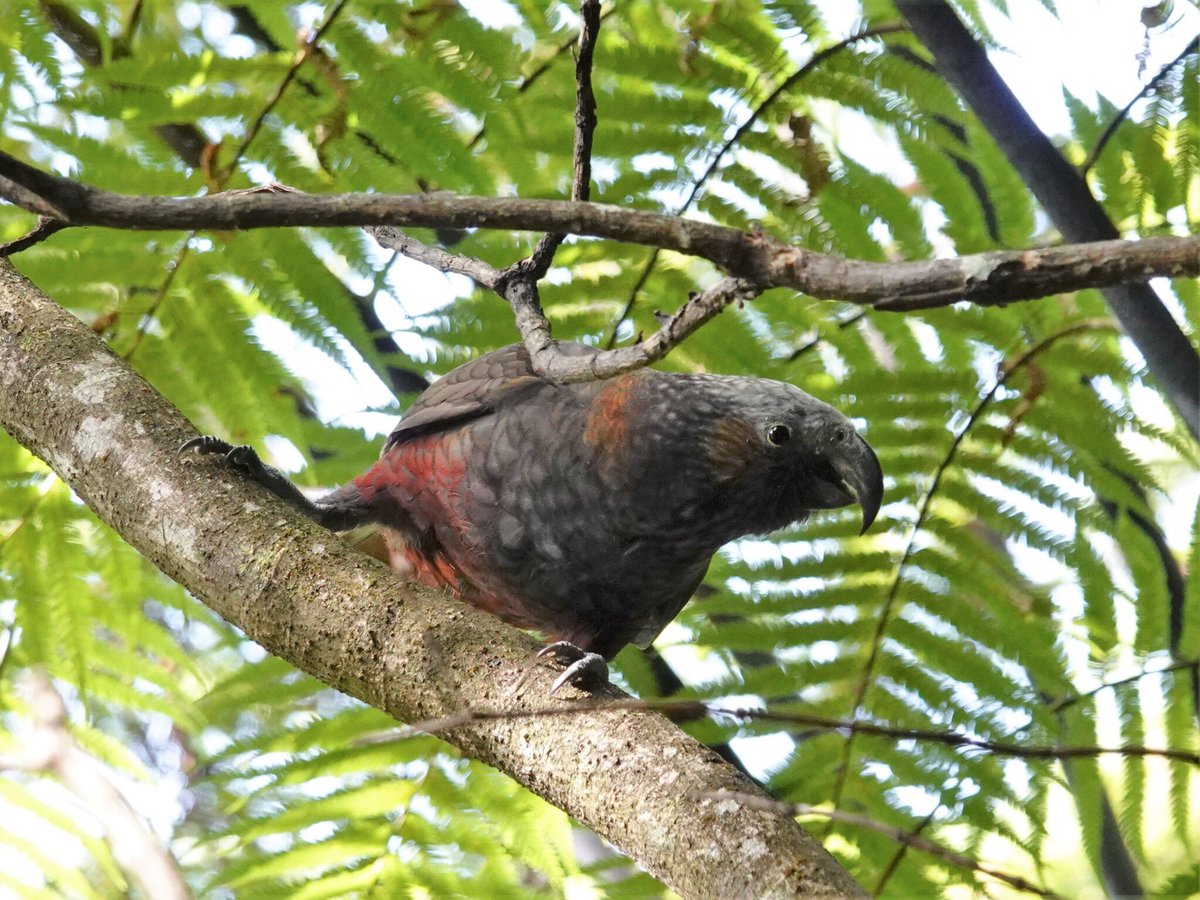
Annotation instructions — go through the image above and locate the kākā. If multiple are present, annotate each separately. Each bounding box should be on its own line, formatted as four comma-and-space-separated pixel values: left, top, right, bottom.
183, 342, 882, 689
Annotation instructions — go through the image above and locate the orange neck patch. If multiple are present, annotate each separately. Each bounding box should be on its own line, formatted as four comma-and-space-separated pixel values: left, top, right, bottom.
584, 372, 643, 455
705, 415, 761, 482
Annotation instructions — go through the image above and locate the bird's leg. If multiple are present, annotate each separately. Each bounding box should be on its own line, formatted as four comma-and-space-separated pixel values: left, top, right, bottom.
179, 436, 369, 531
512, 641, 609, 696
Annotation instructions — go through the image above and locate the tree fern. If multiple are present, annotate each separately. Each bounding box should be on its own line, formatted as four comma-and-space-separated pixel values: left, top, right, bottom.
1, 0, 1196, 894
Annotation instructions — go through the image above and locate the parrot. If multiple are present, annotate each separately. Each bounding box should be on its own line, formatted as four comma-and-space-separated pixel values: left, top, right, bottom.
182, 342, 883, 692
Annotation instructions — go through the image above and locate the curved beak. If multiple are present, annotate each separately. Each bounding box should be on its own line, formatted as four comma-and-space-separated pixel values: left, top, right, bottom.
830, 433, 884, 534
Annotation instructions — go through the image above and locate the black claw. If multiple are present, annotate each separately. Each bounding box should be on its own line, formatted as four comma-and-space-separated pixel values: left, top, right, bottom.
178, 435, 234, 456
180, 434, 337, 526
180, 436, 267, 478
223, 444, 264, 472
511, 641, 609, 696
549, 653, 608, 695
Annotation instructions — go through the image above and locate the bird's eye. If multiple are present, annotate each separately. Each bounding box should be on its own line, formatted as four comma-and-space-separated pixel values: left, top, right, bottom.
767, 423, 791, 446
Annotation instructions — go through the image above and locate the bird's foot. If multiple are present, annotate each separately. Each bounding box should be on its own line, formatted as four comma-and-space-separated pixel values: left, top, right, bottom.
180, 435, 263, 473
512, 641, 609, 696
179, 435, 300, 499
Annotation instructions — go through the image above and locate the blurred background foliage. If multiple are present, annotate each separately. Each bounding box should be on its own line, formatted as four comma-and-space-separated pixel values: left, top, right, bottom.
1, 0, 1198, 895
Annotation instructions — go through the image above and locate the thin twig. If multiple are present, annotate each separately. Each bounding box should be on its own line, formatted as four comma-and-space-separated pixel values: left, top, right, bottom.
700, 792, 1062, 898
748, 708, 1200, 767
569, 1, 601, 205
522, 0, 603, 281
120, 0, 145, 45
367, 225, 502, 287
355, 697, 1200, 767
0, 217, 66, 257
466, 7, 616, 152
1081, 34, 1199, 175
120, 243, 190, 360
785, 309, 868, 361
1047, 656, 1200, 714
604, 23, 908, 347
824, 318, 1121, 826
874, 808, 938, 894
219, 0, 351, 183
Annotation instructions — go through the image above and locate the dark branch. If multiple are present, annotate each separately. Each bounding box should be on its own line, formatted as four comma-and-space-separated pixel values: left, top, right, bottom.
569, 0, 601, 206
895, 0, 1200, 439
2, 152, 1195, 312
1048, 657, 1200, 714
522, 0, 603, 286
368, 698, 1200, 768
0, 217, 66, 257
466, 8, 615, 152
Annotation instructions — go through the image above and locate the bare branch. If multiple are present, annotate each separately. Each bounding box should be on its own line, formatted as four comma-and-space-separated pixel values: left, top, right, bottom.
362, 698, 1200, 768
515, 0, 604, 360
569, 0, 601, 205
702, 792, 1061, 898
367, 225, 502, 287
2, 152, 1195, 315
1047, 657, 1200, 714
0, 217, 66, 257
467, 11, 611, 151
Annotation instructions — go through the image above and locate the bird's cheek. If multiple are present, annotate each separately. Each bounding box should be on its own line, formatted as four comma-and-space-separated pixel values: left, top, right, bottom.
703, 415, 761, 482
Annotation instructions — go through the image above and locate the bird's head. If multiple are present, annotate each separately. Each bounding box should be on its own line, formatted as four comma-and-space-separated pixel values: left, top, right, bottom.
694, 376, 883, 537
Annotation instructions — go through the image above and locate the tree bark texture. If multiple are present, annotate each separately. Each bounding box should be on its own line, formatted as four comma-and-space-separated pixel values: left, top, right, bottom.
0, 260, 867, 898
2, 151, 1198, 312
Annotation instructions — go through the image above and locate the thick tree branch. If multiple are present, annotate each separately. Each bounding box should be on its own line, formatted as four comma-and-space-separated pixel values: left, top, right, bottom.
706, 793, 1060, 898
0, 260, 866, 898
2, 151, 1197, 378
895, 0, 1200, 438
